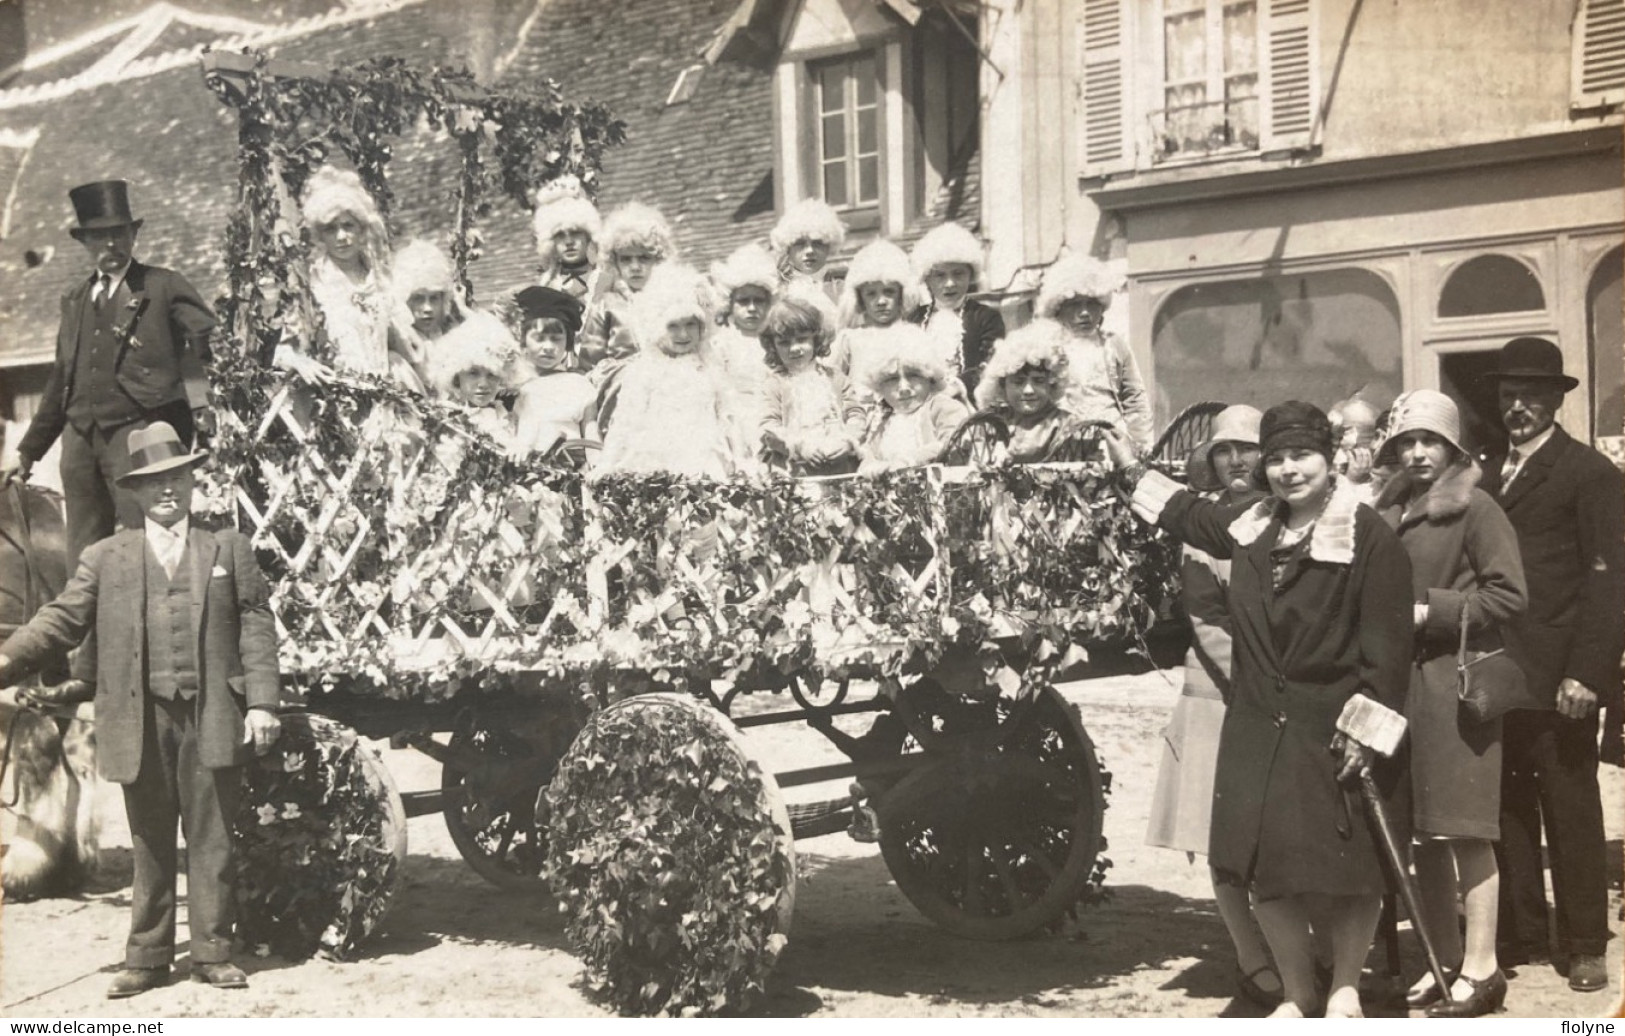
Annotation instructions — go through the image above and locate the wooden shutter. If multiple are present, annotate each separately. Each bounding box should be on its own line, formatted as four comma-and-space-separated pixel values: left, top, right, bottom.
1080, 0, 1134, 176
1574, 0, 1625, 110
1259, 0, 1319, 152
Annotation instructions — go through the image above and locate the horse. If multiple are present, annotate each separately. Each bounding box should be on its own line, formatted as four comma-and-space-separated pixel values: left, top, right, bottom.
0, 479, 100, 901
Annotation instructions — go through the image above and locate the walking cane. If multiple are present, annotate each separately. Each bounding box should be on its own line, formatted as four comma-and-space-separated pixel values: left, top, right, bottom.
1358, 769, 1453, 1004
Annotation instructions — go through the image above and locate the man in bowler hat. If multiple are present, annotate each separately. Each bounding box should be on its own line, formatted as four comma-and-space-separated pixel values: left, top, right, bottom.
1, 180, 215, 571
0, 422, 281, 998
1480, 336, 1624, 994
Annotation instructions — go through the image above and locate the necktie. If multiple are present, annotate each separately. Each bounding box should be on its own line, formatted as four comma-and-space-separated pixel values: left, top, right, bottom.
93, 274, 110, 307
1500, 447, 1521, 487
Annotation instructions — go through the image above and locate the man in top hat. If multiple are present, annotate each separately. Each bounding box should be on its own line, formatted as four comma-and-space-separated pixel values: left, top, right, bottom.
1, 180, 216, 572
1479, 336, 1624, 993
0, 422, 281, 999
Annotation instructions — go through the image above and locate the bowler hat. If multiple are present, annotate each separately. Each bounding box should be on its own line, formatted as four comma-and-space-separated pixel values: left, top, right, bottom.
115, 422, 207, 485
68, 180, 143, 239
1479, 336, 1578, 391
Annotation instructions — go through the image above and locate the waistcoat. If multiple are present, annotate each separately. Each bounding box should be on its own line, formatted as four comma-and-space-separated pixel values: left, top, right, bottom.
66, 288, 142, 430
144, 544, 198, 700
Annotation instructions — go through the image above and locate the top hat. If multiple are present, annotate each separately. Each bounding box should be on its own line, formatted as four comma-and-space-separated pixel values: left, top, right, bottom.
115, 422, 207, 485
1479, 336, 1578, 391
68, 180, 143, 239
1186, 404, 1263, 491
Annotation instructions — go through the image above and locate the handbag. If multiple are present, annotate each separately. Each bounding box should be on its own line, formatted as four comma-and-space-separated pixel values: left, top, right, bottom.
1456, 609, 1535, 723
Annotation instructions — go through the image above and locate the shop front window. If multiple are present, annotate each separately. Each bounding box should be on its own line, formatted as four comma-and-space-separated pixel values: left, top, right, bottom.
1150, 268, 1403, 432
1437, 255, 1545, 317
1588, 246, 1623, 458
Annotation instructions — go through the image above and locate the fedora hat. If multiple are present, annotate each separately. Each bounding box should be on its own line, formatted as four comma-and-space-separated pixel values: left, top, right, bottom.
115, 422, 207, 485
1479, 336, 1578, 391
1186, 404, 1263, 491
68, 180, 143, 239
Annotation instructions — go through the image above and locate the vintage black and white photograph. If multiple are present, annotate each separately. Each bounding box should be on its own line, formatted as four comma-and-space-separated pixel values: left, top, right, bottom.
0, 0, 1622, 1019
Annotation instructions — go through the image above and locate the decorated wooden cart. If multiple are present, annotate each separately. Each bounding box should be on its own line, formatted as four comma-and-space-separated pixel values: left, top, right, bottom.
196, 52, 1183, 1016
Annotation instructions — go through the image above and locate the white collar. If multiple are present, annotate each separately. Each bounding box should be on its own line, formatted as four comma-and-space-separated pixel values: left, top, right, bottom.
1226, 475, 1361, 565
95, 261, 132, 293
145, 516, 189, 545
1508, 423, 1556, 460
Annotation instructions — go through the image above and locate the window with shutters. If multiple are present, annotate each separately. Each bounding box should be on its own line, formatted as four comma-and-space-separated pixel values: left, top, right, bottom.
1151, 0, 1260, 162
1573, 0, 1625, 110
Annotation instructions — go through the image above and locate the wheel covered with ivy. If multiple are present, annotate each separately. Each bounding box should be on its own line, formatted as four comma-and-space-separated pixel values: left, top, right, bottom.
876, 684, 1107, 940
544, 692, 796, 1017
234, 711, 408, 960
442, 701, 579, 891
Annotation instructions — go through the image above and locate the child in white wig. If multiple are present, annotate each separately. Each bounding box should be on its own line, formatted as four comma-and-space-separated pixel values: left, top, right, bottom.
292, 166, 423, 392
710, 242, 781, 436
595, 265, 749, 479
911, 223, 1006, 396
770, 198, 846, 297
758, 292, 865, 476
975, 319, 1103, 464
532, 175, 605, 304
1035, 254, 1153, 452
392, 238, 465, 385
857, 324, 971, 474
425, 309, 523, 453
580, 201, 677, 370
830, 239, 928, 386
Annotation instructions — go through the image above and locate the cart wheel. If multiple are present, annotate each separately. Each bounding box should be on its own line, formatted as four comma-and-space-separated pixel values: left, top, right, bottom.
441, 707, 576, 891
235, 712, 408, 961
545, 693, 795, 1016
877, 685, 1106, 940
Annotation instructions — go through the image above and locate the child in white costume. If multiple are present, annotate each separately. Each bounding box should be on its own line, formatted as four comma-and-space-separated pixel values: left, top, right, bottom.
1034, 254, 1153, 452
770, 198, 845, 300
910, 223, 1006, 396
391, 238, 465, 395
709, 242, 780, 439
580, 202, 676, 370
974, 320, 1102, 464
289, 167, 424, 393
425, 310, 523, 453
829, 239, 927, 385
532, 175, 606, 306
512, 286, 598, 457
857, 325, 971, 474
595, 265, 750, 480
758, 292, 865, 477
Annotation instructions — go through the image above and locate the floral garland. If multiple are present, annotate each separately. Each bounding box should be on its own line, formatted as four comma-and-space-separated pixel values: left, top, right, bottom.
545, 697, 794, 1017
234, 713, 404, 961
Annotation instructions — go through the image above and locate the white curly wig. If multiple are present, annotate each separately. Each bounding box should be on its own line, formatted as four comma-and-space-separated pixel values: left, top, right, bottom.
911, 222, 985, 282
301, 166, 390, 272
770, 197, 847, 254
599, 202, 677, 266
711, 242, 781, 298
532, 175, 602, 269
838, 239, 924, 326
391, 239, 458, 305
424, 309, 521, 396
973, 319, 1079, 410
631, 264, 717, 355
857, 323, 951, 397
1035, 254, 1125, 319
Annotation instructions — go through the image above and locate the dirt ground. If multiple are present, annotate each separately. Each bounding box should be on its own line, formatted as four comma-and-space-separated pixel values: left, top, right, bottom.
3, 670, 1622, 1018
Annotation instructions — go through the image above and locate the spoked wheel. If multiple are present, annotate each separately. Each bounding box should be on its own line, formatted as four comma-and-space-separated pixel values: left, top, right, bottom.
937, 411, 1009, 466
441, 705, 578, 891
877, 684, 1107, 940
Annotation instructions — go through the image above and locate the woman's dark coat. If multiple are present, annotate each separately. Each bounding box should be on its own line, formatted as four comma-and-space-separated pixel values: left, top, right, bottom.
1138, 472, 1414, 900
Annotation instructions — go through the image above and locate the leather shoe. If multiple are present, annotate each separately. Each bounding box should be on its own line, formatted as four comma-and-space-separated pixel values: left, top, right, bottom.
1426, 970, 1507, 1018
191, 962, 248, 989
1236, 963, 1285, 1008
106, 967, 169, 1000
1405, 967, 1460, 1009
1567, 954, 1608, 993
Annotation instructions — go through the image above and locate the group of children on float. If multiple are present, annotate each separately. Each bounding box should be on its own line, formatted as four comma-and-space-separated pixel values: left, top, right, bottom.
285, 166, 1158, 481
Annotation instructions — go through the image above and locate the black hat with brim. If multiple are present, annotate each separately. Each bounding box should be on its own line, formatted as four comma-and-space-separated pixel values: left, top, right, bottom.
1479, 336, 1579, 392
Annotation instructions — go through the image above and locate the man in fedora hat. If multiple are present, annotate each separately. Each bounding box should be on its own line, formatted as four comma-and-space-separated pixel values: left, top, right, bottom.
0, 422, 281, 999
1, 180, 215, 573
1479, 336, 1624, 994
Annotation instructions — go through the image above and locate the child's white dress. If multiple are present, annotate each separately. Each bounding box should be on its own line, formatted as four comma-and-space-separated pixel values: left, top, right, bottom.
1061, 330, 1154, 452
862, 393, 972, 469
514, 370, 598, 454
596, 351, 745, 479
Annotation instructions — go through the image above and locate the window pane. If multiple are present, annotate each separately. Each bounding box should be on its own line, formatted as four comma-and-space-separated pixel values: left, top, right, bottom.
1163, 82, 1208, 153
819, 63, 846, 114
1223, 2, 1258, 75
1151, 269, 1404, 433
1438, 255, 1546, 317
1225, 75, 1259, 147
858, 156, 879, 203
823, 162, 848, 207
1588, 247, 1623, 444
1164, 10, 1206, 83
853, 53, 876, 105
857, 106, 878, 154
822, 113, 848, 159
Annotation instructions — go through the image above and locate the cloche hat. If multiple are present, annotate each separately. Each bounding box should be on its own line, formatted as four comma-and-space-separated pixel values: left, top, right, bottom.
1186, 405, 1263, 492
1374, 389, 1466, 468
